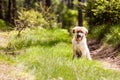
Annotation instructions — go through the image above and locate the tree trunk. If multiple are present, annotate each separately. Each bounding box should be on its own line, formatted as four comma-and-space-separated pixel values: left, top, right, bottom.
45, 0, 51, 7
23, 0, 30, 8
67, 0, 74, 9
78, 0, 83, 26
6, 0, 16, 25
0, 0, 4, 19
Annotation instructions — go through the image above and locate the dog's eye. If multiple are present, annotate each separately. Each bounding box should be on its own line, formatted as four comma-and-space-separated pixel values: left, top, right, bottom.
77, 31, 83, 33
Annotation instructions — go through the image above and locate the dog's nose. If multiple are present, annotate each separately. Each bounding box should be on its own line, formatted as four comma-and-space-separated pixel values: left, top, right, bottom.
77, 34, 81, 38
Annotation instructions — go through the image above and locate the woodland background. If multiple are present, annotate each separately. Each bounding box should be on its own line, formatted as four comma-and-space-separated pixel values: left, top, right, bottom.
0, 0, 120, 80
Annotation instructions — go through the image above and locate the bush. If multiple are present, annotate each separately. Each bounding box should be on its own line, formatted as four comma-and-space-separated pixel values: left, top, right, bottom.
16, 9, 47, 28
85, 0, 120, 25
105, 24, 120, 46
62, 9, 78, 29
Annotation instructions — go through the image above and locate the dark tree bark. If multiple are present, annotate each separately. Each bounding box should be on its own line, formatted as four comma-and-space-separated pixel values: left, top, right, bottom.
6, 0, 17, 25
78, 0, 83, 26
23, 0, 30, 8
45, 0, 51, 7
0, 0, 5, 19
67, 0, 74, 9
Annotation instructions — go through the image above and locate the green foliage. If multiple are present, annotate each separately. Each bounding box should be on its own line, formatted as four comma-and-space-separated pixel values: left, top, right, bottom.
0, 19, 11, 31
63, 9, 78, 28
105, 24, 120, 46
16, 9, 47, 28
52, 1, 78, 29
86, 0, 120, 25
88, 25, 107, 39
88, 24, 120, 46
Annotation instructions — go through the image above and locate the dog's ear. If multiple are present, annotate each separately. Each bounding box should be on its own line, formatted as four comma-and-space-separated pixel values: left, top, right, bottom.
72, 29, 75, 33
81, 27, 88, 35
72, 27, 76, 34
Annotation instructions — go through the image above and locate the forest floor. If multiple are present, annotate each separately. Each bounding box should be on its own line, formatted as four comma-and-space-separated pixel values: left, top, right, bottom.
0, 31, 120, 80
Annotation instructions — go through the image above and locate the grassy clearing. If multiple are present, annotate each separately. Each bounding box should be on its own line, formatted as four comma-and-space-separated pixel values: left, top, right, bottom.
1, 27, 120, 80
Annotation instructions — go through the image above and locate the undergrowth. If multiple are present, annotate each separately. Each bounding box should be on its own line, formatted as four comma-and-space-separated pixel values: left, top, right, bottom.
0, 19, 12, 31
88, 24, 120, 46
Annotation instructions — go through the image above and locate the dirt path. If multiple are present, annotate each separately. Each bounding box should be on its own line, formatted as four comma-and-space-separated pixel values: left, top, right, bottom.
0, 32, 9, 48
0, 32, 34, 80
89, 39, 120, 71
0, 62, 33, 80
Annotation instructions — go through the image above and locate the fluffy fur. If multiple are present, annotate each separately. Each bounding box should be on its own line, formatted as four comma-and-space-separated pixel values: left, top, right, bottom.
72, 26, 92, 60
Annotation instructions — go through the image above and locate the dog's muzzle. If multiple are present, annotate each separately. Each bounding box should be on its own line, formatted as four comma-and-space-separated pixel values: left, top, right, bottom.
77, 34, 82, 38
76, 33, 83, 41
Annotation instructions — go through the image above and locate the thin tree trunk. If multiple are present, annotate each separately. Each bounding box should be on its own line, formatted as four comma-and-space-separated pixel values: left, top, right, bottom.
0, 0, 4, 19
78, 0, 83, 26
45, 0, 51, 7
67, 0, 74, 9
7, 0, 11, 22
6, 0, 16, 25
23, 0, 30, 8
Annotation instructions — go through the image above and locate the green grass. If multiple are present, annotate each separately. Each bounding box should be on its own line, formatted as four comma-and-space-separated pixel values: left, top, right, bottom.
2, 27, 120, 80
0, 19, 12, 31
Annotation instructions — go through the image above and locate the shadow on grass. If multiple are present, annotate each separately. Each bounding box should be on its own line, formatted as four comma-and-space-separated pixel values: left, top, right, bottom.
38, 39, 71, 47
5, 37, 71, 53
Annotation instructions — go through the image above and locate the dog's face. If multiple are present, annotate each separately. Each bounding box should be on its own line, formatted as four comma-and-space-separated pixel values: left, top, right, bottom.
72, 26, 88, 41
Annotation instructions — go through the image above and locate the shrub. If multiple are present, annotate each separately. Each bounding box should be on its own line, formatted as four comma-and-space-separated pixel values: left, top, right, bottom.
16, 9, 47, 28
62, 9, 78, 29
88, 25, 107, 39
15, 9, 59, 36
85, 0, 120, 25
105, 24, 120, 46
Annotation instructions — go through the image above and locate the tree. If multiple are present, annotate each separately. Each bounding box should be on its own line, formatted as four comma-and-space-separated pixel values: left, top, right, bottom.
6, 0, 17, 25
67, 0, 74, 9
45, 0, 51, 7
23, 0, 30, 8
78, 0, 83, 26
0, 0, 5, 19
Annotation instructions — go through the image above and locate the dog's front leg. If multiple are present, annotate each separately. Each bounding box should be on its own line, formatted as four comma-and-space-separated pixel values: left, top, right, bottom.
81, 50, 92, 60
86, 51, 92, 60
72, 49, 77, 60
81, 50, 87, 59
87, 53, 92, 60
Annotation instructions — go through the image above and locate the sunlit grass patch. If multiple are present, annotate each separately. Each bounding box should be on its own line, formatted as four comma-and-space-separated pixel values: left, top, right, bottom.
0, 53, 15, 64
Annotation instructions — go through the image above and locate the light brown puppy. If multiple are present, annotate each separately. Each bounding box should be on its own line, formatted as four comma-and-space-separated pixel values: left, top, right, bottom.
72, 26, 92, 60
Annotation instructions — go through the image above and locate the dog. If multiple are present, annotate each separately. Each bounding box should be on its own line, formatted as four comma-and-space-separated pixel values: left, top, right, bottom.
72, 26, 92, 60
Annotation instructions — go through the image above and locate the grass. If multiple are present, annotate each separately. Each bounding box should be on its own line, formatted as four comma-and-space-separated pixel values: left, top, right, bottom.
1, 27, 120, 80
0, 19, 12, 31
